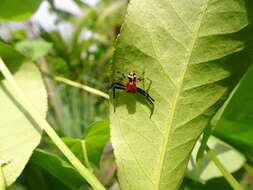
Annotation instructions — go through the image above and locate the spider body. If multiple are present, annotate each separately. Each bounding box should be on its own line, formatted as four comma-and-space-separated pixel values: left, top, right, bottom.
126, 72, 137, 93
126, 82, 137, 93
111, 71, 154, 117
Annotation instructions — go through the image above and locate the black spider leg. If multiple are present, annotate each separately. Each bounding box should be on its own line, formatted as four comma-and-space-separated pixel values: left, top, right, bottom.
137, 87, 155, 118
111, 82, 125, 112
137, 71, 154, 117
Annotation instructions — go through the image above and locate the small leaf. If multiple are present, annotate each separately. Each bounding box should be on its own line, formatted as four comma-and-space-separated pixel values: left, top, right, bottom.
62, 138, 84, 163
62, 120, 110, 166
0, 62, 47, 185
187, 136, 245, 182
85, 120, 110, 165
0, 0, 41, 22
15, 40, 52, 61
31, 149, 86, 190
0, 41, 24, 75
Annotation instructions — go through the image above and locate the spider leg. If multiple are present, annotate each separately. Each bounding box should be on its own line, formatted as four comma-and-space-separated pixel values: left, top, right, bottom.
137, 87, 154, 102
137, 87, 155, 118
112, 82, 125, 87
111, 82, 125, 112
111, 83, 125, 99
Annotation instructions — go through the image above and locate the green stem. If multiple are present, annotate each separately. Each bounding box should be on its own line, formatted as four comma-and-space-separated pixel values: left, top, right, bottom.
81, 140, 93, 172
0, 58, 106, 190
243, 163, 253, 176
53, 76, 109, 100
0, 167, 5, 190
206, 146, 244, 190
196, 124, 212, 162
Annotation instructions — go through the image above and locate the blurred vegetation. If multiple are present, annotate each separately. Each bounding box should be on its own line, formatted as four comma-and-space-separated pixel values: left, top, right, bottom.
3, 0, 127, 137
1, 0, 126, 189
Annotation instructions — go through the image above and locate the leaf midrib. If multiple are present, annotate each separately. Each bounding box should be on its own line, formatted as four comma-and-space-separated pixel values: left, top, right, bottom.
154, 1, 210, 189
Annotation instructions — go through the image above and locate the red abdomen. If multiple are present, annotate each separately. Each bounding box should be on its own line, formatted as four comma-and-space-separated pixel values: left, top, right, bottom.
126, 82, 137, 93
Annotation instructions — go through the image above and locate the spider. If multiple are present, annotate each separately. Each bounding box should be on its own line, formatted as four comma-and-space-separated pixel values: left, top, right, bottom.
111, 71, 155, 117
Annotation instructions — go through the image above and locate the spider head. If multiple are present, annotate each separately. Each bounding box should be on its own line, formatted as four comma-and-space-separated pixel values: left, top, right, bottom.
127, 71, 136, 83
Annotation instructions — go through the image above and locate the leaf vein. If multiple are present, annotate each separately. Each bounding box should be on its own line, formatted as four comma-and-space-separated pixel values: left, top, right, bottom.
154, 1, 210, 189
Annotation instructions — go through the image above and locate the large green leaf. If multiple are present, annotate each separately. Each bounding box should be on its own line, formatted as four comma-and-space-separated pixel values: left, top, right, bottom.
31, 149, 85, 190
214, 64, 253, 161
110, 0, 250, 189
0, 62, 47, 186
0, 0, 41, 22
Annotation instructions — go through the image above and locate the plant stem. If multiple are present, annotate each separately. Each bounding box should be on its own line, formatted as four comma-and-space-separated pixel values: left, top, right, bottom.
81, 140, 93, 172
206, 146, 244, 190
0, 167, 5, 190
53, 76, 109, 100
0, 58, 106, 190
243, 163, 253, 177
196, 123, 212, 162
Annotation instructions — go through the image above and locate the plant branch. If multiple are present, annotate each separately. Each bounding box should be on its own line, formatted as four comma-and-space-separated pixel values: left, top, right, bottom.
0, 58, 106, 190
243, 163, 253, 177
196, 124, 212, 162
53, 76, 109, 100
206, 146, 244, 190
81, 140, 93, 172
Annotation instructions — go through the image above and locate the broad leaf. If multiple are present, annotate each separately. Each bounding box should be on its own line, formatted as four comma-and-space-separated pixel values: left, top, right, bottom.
187, 136, 245, 182
110, 0, 250, 189
214, 65, 253, 161
0, 0, 41, 22
0, 62, 47, 185
31, 149, 85, 190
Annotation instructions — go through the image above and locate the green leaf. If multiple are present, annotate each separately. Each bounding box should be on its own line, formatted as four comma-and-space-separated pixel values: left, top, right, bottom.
15, 40, 52, 61
187, 136, 245, 182
0, 0, 41, 21
31, 149, 85, 190
0, 41, 24, 75
61, 138, 84, 163
214, 65, 253, 161
63, 120, 110, 166
0, 62, 47, 186
85, 120, 110, 165
110, 0, 250, 189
